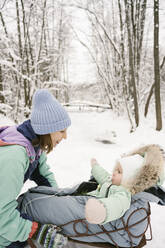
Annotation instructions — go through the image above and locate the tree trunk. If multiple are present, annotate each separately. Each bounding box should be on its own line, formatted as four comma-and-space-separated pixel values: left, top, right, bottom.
0, 65, 5, 105
37, 0, 47, 62
124, 0, 139, 127
154, 0, 162, 130
144, 52, 165, 117
21, 0, 30, 109
16, 0, 23, 58
144, 83, 154, 117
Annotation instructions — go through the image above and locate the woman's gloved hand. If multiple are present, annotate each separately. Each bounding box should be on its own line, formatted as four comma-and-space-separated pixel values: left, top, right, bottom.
32, 224, 68, 248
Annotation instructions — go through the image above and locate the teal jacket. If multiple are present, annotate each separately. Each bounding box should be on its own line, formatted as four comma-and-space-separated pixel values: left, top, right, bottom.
0, 145, 57, 247
88, 164, 131, 224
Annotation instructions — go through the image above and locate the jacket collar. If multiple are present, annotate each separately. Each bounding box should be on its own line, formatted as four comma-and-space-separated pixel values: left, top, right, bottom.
17, 119, 37, 142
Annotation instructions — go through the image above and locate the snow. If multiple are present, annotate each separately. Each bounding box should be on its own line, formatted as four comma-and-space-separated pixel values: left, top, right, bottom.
1, 111, 165, 247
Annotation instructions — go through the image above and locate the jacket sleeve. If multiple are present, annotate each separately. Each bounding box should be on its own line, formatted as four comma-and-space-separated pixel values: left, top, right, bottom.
98, 185, 131, 224
91, 164, 112, 186
38, 152, 58, 188
0, 145, 32, 243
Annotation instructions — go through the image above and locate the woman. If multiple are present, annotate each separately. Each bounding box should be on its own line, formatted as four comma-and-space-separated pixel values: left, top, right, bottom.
0, 89, 71, 247
19, 145, 165, 248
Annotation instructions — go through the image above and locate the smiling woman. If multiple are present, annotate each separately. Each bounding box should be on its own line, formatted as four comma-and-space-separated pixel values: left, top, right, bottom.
0, 89, 71, 248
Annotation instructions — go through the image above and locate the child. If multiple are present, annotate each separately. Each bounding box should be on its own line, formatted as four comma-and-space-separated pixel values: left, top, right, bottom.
19, 144, 165, 248
85, 144, 164, 224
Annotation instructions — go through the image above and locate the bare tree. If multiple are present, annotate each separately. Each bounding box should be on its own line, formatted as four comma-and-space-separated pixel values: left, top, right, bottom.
124, 0, 139, 127
0, 65, 5, 111
144, 54, 164, 118
118, 0, 134, 130
70, 0, 148, 128
0, 11, 20, 119
0, 0, 72, 119
154, 0, 162, 130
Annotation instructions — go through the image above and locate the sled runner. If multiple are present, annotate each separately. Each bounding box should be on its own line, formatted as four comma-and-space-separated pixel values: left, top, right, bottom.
65, 234, 147, 248
28, 235, 147, 248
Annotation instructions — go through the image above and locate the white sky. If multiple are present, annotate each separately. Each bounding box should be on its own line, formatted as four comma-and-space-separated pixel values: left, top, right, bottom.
68, 8, 96, 84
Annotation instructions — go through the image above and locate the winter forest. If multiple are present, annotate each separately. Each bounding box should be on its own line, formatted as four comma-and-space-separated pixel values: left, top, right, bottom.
1, 1, 165, 248
0, 0, 164, 131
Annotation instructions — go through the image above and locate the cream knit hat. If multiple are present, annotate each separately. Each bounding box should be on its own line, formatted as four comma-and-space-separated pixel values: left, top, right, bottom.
118, 154, 144, 185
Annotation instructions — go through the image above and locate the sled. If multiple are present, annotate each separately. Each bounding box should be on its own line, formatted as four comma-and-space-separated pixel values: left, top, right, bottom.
28, 203, 151, 248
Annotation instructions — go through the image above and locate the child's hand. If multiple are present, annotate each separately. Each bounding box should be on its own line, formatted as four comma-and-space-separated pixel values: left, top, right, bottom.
91, 158, 99, 167
85, 198, 106, 224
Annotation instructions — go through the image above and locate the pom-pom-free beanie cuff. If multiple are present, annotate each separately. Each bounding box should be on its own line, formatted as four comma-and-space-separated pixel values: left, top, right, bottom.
31, 118, 71, 135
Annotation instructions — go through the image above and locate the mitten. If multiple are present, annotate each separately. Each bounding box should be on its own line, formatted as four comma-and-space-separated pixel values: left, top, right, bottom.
91, 158, 99, 167
32, 224, 68, 248
73, 181, 98, 195
85, 198, 106, 224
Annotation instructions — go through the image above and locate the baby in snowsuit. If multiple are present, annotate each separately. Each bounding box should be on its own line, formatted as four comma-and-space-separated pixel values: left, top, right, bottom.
85, 144, 165, 225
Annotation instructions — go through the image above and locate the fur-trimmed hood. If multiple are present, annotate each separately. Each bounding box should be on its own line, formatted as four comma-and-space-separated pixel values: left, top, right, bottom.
122, 145, 165, 195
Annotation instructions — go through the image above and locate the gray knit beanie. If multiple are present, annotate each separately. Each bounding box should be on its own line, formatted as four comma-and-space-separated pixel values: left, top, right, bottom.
30, 89, 71, 135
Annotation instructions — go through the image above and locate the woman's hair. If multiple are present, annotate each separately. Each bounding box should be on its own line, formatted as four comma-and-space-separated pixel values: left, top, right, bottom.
32, 134, 53, 154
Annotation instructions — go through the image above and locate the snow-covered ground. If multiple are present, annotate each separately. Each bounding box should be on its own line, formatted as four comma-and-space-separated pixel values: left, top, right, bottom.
1, 110, 165, 247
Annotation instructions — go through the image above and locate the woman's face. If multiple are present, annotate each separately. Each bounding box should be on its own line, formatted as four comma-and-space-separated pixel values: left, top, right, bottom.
50, 129, 67, 147
112, 162, 123, 185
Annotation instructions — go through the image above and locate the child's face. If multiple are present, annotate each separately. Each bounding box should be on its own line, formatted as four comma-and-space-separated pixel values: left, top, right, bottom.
112, 162, 123, 185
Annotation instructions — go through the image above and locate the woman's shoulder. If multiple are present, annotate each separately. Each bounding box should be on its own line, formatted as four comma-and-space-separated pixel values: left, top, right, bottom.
0, 145, 30, 174
0, 144, 28, 160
